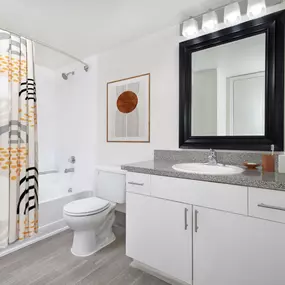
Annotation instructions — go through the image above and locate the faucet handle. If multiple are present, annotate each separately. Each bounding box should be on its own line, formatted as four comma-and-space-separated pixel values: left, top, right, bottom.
208, 149, 217, 165
68, 156, 76, 164
209, 148, 216, 156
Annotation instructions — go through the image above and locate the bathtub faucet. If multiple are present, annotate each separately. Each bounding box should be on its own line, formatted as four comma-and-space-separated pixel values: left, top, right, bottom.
64, 168, 75, 173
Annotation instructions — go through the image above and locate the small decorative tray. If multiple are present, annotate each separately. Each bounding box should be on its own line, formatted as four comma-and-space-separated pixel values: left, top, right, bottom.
243, 162, 261, 170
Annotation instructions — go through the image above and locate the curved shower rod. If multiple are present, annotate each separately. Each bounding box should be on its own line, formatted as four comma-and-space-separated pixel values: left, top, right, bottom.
0, 26, 89, 71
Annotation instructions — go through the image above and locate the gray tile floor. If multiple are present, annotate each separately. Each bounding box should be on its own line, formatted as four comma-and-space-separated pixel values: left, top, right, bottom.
0, 227, 169, 285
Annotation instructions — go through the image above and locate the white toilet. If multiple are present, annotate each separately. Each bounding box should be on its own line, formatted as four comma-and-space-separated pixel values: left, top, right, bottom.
63, 165, 126, 257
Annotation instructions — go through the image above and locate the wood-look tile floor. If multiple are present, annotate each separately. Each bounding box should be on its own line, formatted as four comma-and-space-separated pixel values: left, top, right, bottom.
0, 228, 169, 285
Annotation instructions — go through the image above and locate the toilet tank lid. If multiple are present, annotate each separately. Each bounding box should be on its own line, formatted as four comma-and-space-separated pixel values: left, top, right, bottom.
95, 165, 127, 174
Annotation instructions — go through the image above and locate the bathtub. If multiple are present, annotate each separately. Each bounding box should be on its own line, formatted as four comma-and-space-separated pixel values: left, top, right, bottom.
39, 171, 75, 203
0, 172, 92, 257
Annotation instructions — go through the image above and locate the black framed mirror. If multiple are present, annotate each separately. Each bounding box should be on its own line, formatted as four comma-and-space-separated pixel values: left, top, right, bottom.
179, 11, 285, 151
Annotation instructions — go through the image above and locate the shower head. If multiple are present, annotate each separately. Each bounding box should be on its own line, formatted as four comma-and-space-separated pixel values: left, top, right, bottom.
62, 71, 75, 80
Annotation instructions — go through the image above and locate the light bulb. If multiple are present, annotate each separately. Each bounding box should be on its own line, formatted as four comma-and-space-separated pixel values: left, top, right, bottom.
224, 2, 241, 26
182, 18, 199, 38
247, 0, 266, 19
202, 11, 218, 33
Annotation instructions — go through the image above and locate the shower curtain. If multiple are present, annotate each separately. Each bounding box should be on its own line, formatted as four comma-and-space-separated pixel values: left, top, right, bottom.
0, 31, 38, 248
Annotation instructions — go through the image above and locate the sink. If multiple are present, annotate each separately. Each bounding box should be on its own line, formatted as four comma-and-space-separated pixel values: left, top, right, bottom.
172, 163, 244, 175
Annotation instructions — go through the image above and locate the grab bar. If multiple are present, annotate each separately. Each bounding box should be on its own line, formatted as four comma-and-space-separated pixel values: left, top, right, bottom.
39, 170, 58, 175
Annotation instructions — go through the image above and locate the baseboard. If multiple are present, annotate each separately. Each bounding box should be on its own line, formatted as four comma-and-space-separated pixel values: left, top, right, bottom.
0, 219, 68, 258
130, 260, 189, 285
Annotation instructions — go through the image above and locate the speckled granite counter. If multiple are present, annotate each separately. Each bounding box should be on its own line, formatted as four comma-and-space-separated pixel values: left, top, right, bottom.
121, 160, 285, 191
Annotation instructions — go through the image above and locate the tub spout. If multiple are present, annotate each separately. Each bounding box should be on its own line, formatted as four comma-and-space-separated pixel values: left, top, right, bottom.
64, 168, 75, 173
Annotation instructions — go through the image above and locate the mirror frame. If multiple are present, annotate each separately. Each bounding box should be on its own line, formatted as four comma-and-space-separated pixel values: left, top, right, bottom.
179, 11, 285, 151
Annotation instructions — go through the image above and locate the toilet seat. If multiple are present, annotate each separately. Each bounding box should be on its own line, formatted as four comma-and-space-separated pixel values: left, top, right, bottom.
64, 197, 110, 217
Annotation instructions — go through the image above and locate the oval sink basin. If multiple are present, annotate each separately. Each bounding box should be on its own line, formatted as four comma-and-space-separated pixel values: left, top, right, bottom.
172, 163, 244, 175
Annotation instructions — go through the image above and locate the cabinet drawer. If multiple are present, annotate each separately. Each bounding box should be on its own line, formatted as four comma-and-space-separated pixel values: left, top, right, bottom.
126, 173, 151, 195
249, 187, 285, 223
151, 175, 247, 215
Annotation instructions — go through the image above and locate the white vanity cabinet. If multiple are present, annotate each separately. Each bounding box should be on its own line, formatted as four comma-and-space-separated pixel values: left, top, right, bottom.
126, 192, 193, 284
193, 206, 285, 285
126, 172, 285, 285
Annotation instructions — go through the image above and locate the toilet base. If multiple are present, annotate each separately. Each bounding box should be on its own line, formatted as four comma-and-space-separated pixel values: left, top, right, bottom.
71, 231, 116, 257
70, 206, 116, 257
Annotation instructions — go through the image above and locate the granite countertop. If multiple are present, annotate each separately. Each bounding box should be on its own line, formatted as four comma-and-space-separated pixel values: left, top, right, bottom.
121, 160, 285, 191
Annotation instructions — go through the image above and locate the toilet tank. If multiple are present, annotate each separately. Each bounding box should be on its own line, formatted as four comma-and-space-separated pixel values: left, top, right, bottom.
95, 165, 126, 203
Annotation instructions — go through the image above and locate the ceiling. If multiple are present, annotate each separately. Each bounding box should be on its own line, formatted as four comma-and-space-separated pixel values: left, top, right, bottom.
0, 0, 271, 69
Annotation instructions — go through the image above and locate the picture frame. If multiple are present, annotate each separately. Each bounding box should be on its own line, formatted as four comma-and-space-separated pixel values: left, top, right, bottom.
107, 73, 150, 143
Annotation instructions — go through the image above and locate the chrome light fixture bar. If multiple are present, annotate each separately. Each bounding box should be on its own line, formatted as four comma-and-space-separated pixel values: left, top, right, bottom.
181, 0, 274, 38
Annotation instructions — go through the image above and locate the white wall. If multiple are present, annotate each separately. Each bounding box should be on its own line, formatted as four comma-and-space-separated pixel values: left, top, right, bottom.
54, 61, 98, 192
36, 65, 57, 171
36, 62, 98, 195
35, 25, 182, 193
95, 26, 180, 165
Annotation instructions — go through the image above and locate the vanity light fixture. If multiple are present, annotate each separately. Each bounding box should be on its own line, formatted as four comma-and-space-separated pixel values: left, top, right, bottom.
181, 0, 274, 38
224, 2, 241, 26
202, 10, 218, 32
247, 0, 267, 19
182, 18, 199, 38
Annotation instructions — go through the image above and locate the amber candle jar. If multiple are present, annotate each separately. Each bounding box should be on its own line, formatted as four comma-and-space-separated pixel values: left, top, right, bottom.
262, 155, 275, 172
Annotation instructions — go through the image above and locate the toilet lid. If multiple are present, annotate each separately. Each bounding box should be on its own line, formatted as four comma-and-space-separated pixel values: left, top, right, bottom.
64, 197, 110, 216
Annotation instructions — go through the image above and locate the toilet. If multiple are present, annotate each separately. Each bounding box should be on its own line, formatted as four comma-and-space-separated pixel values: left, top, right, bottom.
63, 165, 126, 257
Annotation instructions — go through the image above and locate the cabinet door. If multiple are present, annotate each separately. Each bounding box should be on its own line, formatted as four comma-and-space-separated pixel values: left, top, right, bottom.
126, 192, 192, 284
193, 206, 285, 285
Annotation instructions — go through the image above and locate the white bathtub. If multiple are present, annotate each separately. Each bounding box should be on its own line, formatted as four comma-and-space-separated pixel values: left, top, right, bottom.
38, 189, 92, 228
39, 172, 76, 203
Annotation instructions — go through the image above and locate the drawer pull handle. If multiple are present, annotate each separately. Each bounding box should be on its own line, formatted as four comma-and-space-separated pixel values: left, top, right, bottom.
128, 182, 144, 186
184, 208, 188, 230
258, 203, 285, 212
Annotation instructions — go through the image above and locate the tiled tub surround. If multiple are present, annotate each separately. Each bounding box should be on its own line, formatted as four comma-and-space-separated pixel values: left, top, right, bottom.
122, 150, 285, 191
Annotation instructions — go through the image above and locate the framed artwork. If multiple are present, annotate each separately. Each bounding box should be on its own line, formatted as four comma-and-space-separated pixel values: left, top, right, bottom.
107, 73, 150, 143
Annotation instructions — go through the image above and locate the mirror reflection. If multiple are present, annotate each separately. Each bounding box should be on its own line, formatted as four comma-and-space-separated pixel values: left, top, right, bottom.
191, 34, 266, 136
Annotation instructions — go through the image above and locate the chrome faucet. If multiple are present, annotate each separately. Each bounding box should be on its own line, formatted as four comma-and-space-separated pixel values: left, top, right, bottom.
208, 149, 217, 165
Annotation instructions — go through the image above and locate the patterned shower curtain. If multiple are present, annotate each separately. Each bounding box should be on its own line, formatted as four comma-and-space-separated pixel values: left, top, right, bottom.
0, 31, 38, 248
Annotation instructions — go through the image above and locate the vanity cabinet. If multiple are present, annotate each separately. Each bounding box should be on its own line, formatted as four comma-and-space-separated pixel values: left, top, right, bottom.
126, 173, 285, 285
193, 206, 285, 285
126, 192, 192, 284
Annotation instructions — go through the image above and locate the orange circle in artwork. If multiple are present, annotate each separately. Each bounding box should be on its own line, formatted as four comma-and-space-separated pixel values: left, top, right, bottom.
116, 91, 138, 114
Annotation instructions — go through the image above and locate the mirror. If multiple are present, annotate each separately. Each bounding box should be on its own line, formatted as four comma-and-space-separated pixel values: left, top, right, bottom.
179, 11, 285, 151
191, 34, 266, 136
